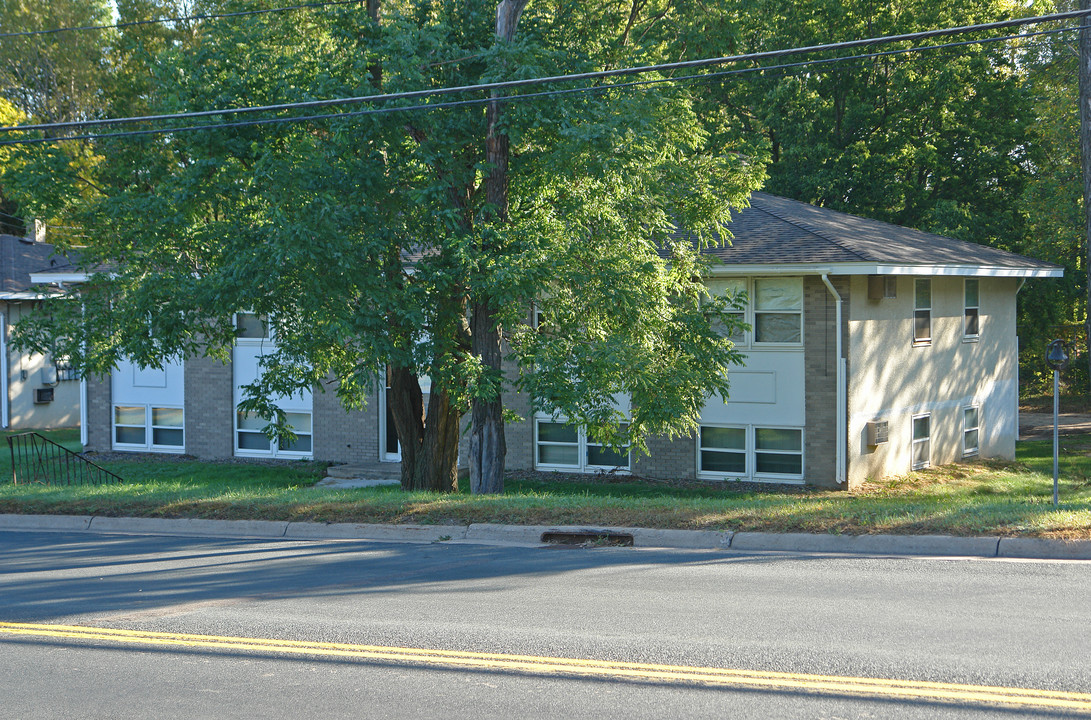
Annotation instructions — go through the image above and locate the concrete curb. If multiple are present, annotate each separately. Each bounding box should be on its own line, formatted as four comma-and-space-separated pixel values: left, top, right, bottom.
998, 537, 1091, 560
286, 522, 468, 543
0, 514, 93, 532
3, 514, 1091, 560
730, 532, 1002, 558
87, 517, 290, 538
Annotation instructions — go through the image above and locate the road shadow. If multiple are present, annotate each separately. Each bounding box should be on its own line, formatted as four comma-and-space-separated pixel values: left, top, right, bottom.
0, 530, 826, 621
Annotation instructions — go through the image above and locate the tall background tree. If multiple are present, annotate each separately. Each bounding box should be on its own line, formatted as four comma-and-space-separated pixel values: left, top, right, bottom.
689, 0, 1087, 398
0, 0, 114, 234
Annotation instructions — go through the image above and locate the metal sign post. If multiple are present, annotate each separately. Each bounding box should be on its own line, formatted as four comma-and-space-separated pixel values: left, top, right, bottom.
1045, 340, 1072, 507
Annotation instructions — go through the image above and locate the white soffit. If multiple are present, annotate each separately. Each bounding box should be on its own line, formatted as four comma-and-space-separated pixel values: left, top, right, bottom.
29, 271, 90, 284
707, 263, 1063, 278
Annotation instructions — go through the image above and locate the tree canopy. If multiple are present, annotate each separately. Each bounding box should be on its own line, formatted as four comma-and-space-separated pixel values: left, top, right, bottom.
9, 0, 761, 492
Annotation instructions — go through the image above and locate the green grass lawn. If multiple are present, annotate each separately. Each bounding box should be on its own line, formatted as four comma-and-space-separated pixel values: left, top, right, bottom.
0, 431, 1090, 538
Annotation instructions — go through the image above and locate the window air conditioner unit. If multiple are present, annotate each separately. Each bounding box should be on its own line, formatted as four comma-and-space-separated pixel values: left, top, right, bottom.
866, 420, 888, 446
867, 276, 897, 300
34, 387, 54, 404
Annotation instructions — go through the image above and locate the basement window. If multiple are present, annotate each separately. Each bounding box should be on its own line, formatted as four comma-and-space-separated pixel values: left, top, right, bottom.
114, 405, 184, 452
912, 414, 931, 470
535, 419, 630, 473
963, 406, 980, 457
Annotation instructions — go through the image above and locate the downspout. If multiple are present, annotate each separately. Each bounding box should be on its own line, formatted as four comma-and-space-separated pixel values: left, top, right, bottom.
1015, 278, 1026, 448
820, 274, 846, 485
1, 313, 8, 429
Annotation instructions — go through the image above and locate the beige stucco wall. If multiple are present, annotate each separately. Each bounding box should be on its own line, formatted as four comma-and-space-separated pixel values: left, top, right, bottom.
846, 275, 1018, 487
3, 301, 80, 429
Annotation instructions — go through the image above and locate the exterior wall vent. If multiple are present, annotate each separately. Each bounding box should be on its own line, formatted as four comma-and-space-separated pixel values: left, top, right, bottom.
867, 276, 897, 300
34, 387, 55, 404
867, 420, 888, 446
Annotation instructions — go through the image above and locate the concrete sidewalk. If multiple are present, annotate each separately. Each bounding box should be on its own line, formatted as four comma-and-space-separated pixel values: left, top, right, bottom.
2, 513, 1090, 560
1019, 412, 1091, 439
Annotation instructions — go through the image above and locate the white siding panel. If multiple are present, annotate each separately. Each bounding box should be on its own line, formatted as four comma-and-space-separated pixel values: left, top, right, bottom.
232, 346, 312, 412
702, 351, 805, 426
112, 359, 184, 406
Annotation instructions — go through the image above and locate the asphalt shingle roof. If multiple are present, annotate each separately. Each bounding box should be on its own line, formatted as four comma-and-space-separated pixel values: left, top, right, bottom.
701, 192, 1059, 271
0, 233, 65, 293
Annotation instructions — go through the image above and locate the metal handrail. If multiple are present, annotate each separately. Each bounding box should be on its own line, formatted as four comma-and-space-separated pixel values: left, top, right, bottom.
6, 432, 123, 485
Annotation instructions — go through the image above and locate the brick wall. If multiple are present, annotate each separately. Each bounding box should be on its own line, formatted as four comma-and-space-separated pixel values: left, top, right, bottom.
633, 432, 696, 480
83, 374, 111, 453
501, 351, 534, 471
183, 354, 234, 459
313, 381, 380, 465
803, 275, 848, 488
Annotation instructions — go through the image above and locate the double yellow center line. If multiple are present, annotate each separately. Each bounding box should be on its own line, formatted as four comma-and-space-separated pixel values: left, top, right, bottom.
2, 621, 1089, 712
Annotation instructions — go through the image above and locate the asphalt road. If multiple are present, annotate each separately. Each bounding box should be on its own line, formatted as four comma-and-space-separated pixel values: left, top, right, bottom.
2, 530, 1091, 718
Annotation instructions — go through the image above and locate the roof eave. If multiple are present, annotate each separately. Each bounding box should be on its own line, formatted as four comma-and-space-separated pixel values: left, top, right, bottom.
28, 271, 91, 284
707, 262, 1063, 278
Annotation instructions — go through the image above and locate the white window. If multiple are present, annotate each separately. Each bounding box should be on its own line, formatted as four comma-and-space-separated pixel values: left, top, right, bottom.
699, 426, 747, 475
914, 279, 931, 345
535, 419, 630, 472
963, 406, 980, 457
755, 427, 803, 475
236, 411, 313, 458
113, 405, 184, 452
964, 279, 980, 338
698, 425, 804, 482
706, 278, 748, 344
236, 312, 270, 341
753, 278, 803, 344
912, 413, 931, 469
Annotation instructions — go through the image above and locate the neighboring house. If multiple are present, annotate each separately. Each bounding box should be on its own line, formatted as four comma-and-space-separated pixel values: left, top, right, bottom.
48, 194, 1061, 488
0, 233, 80, 430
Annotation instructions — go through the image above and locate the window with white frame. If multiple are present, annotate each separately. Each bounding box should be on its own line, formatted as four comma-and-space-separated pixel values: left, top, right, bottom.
914, 279, 931, 345
912, 413, 931, 469
535, 419, 630, 472
699, 426, 746, 475
236, 411, 313, 457
236, 312, 269, 340
706, 278, 748, 344
964, 279, 980, 338
754, 278, 803, 344
113, 405, 184, 451
698, 425, 804, 481
963, 406, 980, 457
755, 428, 803, 475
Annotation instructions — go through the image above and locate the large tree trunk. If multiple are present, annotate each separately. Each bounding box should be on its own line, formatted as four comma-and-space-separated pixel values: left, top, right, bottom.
387, 364, 425, 489
388, 365, 461, 492
469, 301, 506, 494
467, 0, 529, 495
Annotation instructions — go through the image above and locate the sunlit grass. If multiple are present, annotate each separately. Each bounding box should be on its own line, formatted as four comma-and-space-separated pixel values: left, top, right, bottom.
0, 436, 1090, 538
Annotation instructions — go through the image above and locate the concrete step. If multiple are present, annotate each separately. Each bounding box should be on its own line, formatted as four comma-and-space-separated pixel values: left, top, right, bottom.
325, 463, 402, 480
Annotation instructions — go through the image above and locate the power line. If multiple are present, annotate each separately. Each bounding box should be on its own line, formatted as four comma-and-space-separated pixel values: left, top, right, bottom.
1, 7, 1088, 139
0, 22, 1078, 147
0, 0, 365, 39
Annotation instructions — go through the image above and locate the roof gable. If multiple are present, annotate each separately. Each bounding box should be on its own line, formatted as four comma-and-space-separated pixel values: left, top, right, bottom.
701, 193, 1060, 275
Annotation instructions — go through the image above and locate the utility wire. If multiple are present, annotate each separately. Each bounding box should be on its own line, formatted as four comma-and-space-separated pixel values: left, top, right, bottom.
0, 22, 1078, 147
0, 0, 365, 39
1, 6, 1088, 139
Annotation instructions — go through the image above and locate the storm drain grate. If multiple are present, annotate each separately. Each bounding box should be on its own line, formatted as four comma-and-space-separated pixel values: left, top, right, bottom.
541, 530, 634, 547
